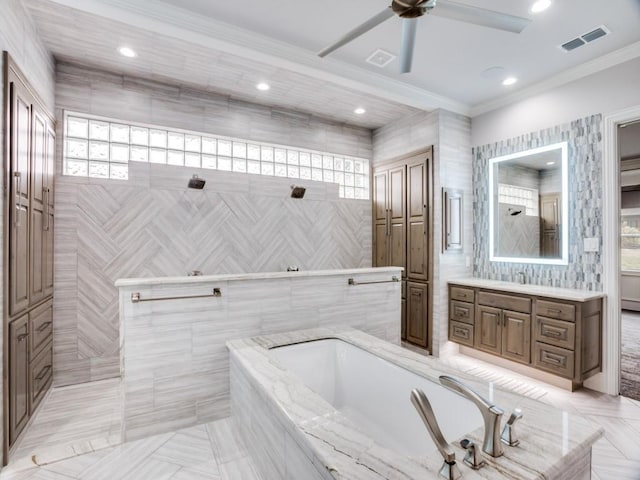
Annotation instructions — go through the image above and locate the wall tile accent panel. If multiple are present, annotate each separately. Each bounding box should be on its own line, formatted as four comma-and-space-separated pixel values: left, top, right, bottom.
472, 114, 603, 290
372, 109, 473, 357
0, 0, 55, 461
54, 63, 374, 386
54, 163, 372, 386
119, 270, 401, 440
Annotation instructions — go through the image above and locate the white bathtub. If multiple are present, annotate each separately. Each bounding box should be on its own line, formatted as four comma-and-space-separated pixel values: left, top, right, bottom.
271, 338, 484, 457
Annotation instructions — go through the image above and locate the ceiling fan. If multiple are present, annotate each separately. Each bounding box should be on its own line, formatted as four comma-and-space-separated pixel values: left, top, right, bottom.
318, 0, 531, 74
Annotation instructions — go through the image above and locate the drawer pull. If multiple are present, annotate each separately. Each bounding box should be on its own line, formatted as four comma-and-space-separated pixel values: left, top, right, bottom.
37, 321, 52, 333
459, 293, 467, 298
454, 328, 469, 339
542, 352, 564, 366
544, 330, 563, 337
35, 365, 51, 381
17, 333, 29, 342
547, 308, 562, 314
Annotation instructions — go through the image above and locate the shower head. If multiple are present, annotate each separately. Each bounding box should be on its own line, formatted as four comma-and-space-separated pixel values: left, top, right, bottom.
290, 185, 306, 199
188, 175, 206, 190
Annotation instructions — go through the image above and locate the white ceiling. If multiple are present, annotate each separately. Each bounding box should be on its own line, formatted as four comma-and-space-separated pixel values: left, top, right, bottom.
25, 0, 640, 129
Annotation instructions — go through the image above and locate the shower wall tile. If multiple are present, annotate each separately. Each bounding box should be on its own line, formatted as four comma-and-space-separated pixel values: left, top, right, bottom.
53, 64, 374, 386
473, 114, 603, 290
119, 269, 401, 440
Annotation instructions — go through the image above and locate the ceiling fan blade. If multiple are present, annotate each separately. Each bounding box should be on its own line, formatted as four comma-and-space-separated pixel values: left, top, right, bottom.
433, 0, 531, 34
399, 18, 418, 74
318, 7, 395, 57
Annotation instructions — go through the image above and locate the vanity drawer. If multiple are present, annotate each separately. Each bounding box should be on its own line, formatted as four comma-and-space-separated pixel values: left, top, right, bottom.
536, 300, 575, 322
450, 300, 474, 325
535, 316, 575, 350
478, 291, 531, 313
30, 341, 53, 412
450, 286, 474, 303
533, 342, 574, 379
449, 321, 474, 347
29, 300, 53, 360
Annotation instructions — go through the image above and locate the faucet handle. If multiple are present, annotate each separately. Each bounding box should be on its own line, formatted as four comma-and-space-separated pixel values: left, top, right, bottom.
460, 438, 486, 470
500, 408, 523, 447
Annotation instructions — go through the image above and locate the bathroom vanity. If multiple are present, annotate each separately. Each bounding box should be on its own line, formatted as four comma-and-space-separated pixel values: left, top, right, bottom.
448, 279, 603, 390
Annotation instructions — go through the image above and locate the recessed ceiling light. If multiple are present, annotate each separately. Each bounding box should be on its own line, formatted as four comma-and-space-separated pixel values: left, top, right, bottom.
546, 161, 555, 165
354, 107, 366, 115
118, 46, 137, 58
502, 77, 518, 86
530, 0, 551, 13
256, 82, 270, 91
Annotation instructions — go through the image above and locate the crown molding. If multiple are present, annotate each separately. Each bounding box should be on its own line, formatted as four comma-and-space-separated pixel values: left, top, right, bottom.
46, 0, 470, 116
470, 40, 640, 118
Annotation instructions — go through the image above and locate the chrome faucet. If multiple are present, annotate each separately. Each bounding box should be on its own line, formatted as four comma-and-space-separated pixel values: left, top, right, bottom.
410, 389, 461, 480
439, 376, 504, 458
516, 271, 526, 284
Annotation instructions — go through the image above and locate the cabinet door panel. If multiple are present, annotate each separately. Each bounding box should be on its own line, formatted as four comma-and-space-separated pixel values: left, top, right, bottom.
475, 305, 501, 355
389, 222, 405, 271
407, 157, 428, 281
10, 85, 32, 316
9, 315, 30, 445
407, 282, 428, 347
408, 221, 427, 279
30, 208, 45, 303
374, 223, 388, 267
502, 310, 531, 364
373, 171, 387, 222
388, 166, 405, 220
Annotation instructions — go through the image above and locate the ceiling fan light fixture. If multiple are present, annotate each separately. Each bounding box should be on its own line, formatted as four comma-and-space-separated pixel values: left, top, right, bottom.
354, 107, 366, 115
256, 82, 271, 91
118, 46, 137, 58
530, 0, 551, 14
502, 76, 518, 86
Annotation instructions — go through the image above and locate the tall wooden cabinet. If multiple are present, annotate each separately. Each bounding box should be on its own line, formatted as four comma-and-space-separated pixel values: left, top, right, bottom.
3, 52, 55, 455
373, 148, 432, 349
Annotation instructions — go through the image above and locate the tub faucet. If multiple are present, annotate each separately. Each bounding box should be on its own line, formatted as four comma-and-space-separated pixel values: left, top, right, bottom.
439, 376, 504, 458
410, 389, 461, 480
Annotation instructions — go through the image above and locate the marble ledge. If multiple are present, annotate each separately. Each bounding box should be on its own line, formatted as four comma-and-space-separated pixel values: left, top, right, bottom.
449, 277, 604, 302
228, 326, 603, 480
114, 267, 403, 288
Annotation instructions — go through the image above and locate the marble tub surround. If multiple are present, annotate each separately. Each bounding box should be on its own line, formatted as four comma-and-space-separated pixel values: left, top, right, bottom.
229, 327, 603, 480
448, 278, 605, 302
118, 268, 401, 442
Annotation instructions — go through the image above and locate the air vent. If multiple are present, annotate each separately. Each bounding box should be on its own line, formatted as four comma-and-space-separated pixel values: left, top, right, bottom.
582, 26, 608, 43
560, 25, 609, 52
366, 49, 396, 68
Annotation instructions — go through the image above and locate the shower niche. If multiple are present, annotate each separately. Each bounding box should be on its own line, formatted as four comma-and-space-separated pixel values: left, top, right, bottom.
489, 141, 568, 265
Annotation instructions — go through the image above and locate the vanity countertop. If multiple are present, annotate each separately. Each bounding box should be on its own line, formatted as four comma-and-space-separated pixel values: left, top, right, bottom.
449, 277, 604, 302
228, 327, 603, 480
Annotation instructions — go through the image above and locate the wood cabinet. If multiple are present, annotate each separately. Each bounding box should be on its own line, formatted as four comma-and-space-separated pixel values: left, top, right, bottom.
448, 283, 602, 389
373, 148, 432, 349
3, 52, 56, 454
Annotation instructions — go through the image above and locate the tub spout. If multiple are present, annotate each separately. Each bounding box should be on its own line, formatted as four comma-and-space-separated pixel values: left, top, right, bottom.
410, 389, 461, 480
439, 375, 504, 457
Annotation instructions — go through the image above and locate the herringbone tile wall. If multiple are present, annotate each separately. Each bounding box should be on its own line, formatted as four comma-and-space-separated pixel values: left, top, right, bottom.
53, 162, 372, 386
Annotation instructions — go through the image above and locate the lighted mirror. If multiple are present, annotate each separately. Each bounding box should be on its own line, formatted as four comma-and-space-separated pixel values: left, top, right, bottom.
489, 141, 568, 265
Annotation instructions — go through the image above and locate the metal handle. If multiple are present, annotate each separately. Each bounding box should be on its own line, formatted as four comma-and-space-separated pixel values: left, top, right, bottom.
37, 321, 52, 333
131, 288, 222, 303
542, 352, 563, 365
35, 365, 51, 381
547, 308, 562, 314
460, 438, 486, 470
14, 172, 22, 227
501, 311, 506, 327
348, 276, 399, 286
17, 333, 29, 342
423, 203, 427, 235
501, 408, 523, 447
386, 208, 391, 237
543, 329, 563, 337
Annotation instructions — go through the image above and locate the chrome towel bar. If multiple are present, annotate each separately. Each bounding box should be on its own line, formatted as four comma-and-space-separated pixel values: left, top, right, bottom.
131, 288, 222, 303
348, 276, 400, 286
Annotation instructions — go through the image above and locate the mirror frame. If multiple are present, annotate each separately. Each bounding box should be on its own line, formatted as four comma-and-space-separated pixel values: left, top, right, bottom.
489, 141, 569, 265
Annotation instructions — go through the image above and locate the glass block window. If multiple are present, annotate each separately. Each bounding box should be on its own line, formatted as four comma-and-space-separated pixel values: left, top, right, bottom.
498, 184, 539, 216
63, 112, 370, 199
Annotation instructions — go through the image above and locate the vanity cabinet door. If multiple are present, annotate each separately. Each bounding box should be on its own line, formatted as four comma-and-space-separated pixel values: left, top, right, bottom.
9, 314, 30, 444
407, 282, 428, 347
407, 156, 429, 281
475, 305, 501, 355
502, 310, 531, 364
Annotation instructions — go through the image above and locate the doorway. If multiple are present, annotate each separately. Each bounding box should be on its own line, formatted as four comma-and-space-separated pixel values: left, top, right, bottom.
619, 120, 640, 400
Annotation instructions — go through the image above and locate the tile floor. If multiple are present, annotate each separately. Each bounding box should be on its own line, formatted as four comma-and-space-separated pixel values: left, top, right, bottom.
621, 310, 640, 401
2, 351, 640, 479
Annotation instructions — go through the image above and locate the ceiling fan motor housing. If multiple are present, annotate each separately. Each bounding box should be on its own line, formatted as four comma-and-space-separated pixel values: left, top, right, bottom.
392, 0, 435, 18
